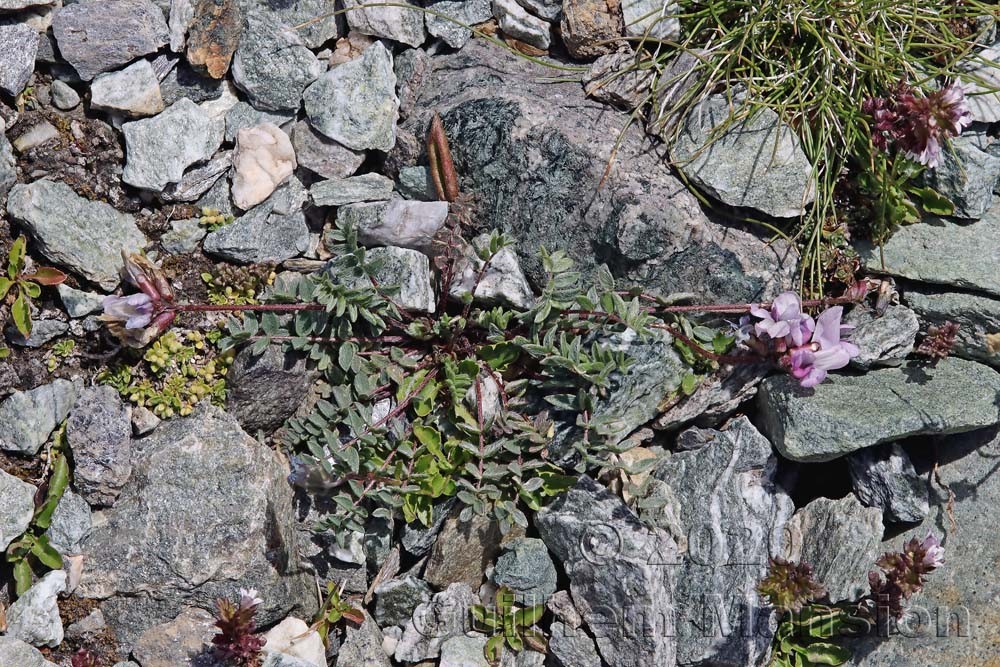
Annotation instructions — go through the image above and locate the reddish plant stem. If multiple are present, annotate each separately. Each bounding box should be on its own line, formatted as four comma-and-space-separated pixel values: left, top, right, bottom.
337, 368, 439, 453
173, 303, 326, 313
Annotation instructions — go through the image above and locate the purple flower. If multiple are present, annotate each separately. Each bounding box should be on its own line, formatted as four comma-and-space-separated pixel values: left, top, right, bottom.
730, 314, 753, 344
750, 292, 815, 347
787, 306, 860, 388
865, 82, 972, 168
102, 293, 154, 329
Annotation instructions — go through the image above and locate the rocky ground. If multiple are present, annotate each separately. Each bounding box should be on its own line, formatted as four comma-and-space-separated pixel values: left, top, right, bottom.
0, 1, 999, 667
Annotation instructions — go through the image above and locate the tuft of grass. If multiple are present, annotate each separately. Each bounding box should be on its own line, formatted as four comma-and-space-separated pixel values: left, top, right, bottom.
628, 0, 998, 293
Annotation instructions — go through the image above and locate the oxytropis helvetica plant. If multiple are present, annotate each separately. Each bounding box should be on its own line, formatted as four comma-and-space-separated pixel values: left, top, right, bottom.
758, 532, 945, 667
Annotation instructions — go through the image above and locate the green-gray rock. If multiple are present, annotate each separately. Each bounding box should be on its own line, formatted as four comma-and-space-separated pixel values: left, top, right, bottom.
6, 181, 146, 290
230, 11, 323, 111
0, 469, 35, 551
344, 246, 435, 313
310, 173, 395, 206
757, 358, 1000, 462
857, 209, 1000, 298
57, 284, 105, 318
402, 41, 796, 302
121, 98, 225, 192
303, 42, 399, 152
374, 576, 432, 628
440, 634, 490, 667
845, 425, 1000, 663
904, 287, 1000, 368
0, 379, 78, 455
848, 443, 929, 524
672, 92, 815, 218
493, 537, 558, 605
0, 637, 59, 667
782, 495, 883, 603
920, 134, 1000, 219
845, 304, 919, 369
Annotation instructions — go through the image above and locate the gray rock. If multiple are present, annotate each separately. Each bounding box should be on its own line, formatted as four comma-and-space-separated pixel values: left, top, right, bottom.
920, 134, 1000, 219
583, 50, 654, 110
848, 443, 929, 524
337, 199, 449, 255
203, 185, 310, 263
782, 495, 883, 603
375, 576, 433, 627
904, 287, 1000, 368
0, 0, 54, 8
162, 151, 233, 203
492, 0, 551, 50
57, 284, 105, 318
857, 209, 1000, 298
536, 476, 678, 667
426, 0, 492, 49
0, 23, 37, 96
225, 101, 294, 143
303, 42, 399, 152
226, 343, 316, 433
263, 653, 317, 667
397, 165, 434, 200
403, 41, 796, 302
845, 304, 919, 369
0, 133, 15, 199
67, 386, 133, 507
290, 120, 365, 179
196, 174, 235, 218
493, 537, 557, 605
347, 246, 436, 313
66, 609, 107, 640
159, 61, 226, 105
6, 316, 68, 347
311, 173, 395, 206
52, 0, 169, 80
0, 469, 35, 551
114, 663, 141, 667
395, 583, 475, 662
653, 362, 769, 431
236, 0, 339, 48
122, 98, 225, 191
343, 0, 426, 47
622, 0, 678, 41
393, 47, 430, 121
639, 416, 793, 666
6, 570, 66, 647
440, 634, 489, 667
672, 92, 815, 218
11, 120, 60, 152
6, 180, 146, 290
161, 218, 208, 254
132, 606, 218, 667
132, 406, 162, 435
549, 621, 602, 667
843, 425, 1000, 662
336, 611, 390, 667
77, 406, 315, 647
168, 0, 195, 51
424, 511, 501, 590
572, 328, 686, 451
0, 379, 78, 455
231, 11, 323, 111
757, 358, 1000, 462
401, 498, 456, 556
514, 0, 560, 21
46, 490, 92, 555
0, 637, 58, 667
956, 44, 1000, 123
50, 79, 81, 109
90, 59, 165, 117
448, 235, 535, 309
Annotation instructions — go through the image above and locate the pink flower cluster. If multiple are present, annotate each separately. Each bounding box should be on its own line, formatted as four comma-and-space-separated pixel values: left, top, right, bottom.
863, 82, 972, 168
744, 292, 859, 388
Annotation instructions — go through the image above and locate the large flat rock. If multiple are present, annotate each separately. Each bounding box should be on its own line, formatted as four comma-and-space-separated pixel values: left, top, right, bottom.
757, 358, 1000, 462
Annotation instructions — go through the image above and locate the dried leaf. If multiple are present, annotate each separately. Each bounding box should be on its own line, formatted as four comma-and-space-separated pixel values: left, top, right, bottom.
427, 112, 459, 202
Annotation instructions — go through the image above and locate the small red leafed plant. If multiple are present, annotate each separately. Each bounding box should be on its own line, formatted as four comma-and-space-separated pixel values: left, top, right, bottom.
1, 235, 67, 338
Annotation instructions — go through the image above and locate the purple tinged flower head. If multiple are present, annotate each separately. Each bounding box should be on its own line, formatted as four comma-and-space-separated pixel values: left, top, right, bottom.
866, 81, 972, 168
787, 306, 860, 388
750, 291, 815, 347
